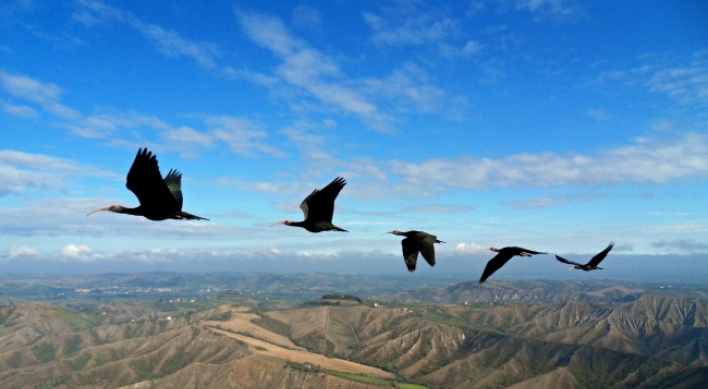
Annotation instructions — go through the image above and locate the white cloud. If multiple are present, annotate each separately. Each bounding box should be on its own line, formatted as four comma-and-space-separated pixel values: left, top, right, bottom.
162, 126, 213, 148
646, 50, 708, 108
391, 133, 708, 189
75, 0, 220, 69
0, 150, 113, 196
404, 204, 474, 215
291, 5, 321, 30
0, 71, 80, 119
7, 246, 40, 259
503, 193, 606, 209
0, 72, 281, 156
593, 50, 708, 112
363, 11, 458, 46
207, 115, 284, 157
362, 63, 448, 114
462, 40, 482, 56
66, 115, 118, 138
140, 24, 220, 69
62, 243, 94, 261
488, 0, 581, 19
651, 238, 708, 252
236, 10, 395, 132
585, 108, 610, 121
455, 241, 486, 254
2, 103, 37, 117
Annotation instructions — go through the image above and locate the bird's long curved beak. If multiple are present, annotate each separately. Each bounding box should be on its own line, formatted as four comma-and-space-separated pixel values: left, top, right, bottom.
86, 207, 110, 217
380, 231, 395, 237
270, 221, 285, 227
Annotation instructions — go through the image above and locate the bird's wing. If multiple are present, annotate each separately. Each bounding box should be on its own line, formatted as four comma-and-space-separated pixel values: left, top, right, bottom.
555, 255, 582, 266
401, 237, 419, 272
163, 169, 183, 210
126, 148, 178, 214
299, 189, 317, 219
419, 234, 437, 267
301, 177, 346, 223
588, 243, 614, 267
479, 252, 513, 283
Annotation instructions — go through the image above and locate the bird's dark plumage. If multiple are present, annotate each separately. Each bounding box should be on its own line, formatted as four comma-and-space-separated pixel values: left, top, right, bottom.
555, 243, 614, 271
87, 148, 207, 221
272, 177, 348, 233
479, 246, 546, 283
382, 230, 445, 272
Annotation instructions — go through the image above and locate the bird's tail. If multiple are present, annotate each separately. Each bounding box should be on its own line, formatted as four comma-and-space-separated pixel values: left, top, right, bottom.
177, 211, 209, 221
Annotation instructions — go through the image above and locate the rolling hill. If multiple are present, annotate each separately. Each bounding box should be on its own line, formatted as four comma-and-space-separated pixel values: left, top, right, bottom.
0, 279, 707, 388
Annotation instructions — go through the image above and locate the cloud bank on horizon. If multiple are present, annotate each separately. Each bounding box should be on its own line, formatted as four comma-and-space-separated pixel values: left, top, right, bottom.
0, 0, 707, 276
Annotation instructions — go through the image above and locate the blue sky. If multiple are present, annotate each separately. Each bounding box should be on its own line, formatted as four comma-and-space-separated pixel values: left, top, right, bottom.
0, 0, 707, 279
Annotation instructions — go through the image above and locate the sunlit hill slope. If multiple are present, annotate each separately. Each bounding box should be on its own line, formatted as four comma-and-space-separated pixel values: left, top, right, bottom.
0, 282, 707, 388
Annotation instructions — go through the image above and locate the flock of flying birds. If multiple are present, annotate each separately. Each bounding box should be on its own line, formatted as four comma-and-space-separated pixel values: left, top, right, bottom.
87, 148, 615, 283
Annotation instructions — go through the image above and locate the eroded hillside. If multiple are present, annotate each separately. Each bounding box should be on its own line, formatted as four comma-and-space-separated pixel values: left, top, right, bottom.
1, 287, 707, 388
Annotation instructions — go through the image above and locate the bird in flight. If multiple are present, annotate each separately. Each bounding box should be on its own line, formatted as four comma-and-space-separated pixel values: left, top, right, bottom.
479, 246, 546, 283
271, 177, 348, 233
87, 148, 207, 221
381, 230, 445, 272
555, 243, 614, 271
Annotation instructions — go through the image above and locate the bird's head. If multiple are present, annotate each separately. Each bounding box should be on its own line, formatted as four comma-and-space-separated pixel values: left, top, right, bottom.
380, 230, 401, 237
86, 205, 124, 216
487, 247, 500, 252
270, 220, 292, 227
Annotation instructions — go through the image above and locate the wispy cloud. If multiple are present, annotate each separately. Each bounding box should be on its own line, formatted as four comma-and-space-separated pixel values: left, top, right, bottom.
207, 115, 284, 157
391, 133, 708, 189
291, 5, 322, 30
362, 4, 485, 60
651, 238, 708, 252
141, 24, 219, 69
593, 50, 708, 112
0, 71, 80, 119
4, 246, 40, 260
74, 0, 220, 69
236, 10, 394, 132
404, 204, 474, 214
485, 0, 582, 19
646, 50, 708, 109
363, 10, 459, 46
0, 150, 114, 196
585, 108, 611, 121
362, 62, 450, 114
503, 193, 606, 209
1, 103, 37, 117
0, 70, 282, 157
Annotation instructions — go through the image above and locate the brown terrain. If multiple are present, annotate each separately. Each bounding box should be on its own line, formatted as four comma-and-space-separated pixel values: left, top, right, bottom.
1, 289, 708, 388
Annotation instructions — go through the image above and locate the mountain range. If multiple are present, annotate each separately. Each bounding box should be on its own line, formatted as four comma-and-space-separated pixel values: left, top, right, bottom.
0, 278, 707, 388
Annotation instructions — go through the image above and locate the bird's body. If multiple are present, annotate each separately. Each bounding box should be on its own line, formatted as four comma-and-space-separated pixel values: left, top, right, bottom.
555, 243, 614, 271
272, 177, 347, 233
382, 230, 445, 272
87, 148, 207, 221
479, 246, 546, 283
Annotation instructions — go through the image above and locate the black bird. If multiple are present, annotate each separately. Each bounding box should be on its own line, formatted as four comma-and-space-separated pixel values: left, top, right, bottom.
381, 230, 445, 272
87, 148, 207, 221
479, 246, 546, 283
555, 243, 614, 271
271, 177, 348, 233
